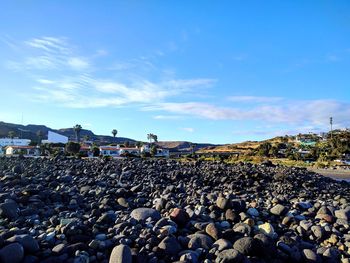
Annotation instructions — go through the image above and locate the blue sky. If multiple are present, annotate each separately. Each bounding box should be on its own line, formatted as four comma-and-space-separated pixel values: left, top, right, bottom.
0, 1, 349, 144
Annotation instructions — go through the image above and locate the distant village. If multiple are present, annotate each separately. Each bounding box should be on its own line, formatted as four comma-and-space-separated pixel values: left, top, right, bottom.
1, 123, 349, 167
0, 128, 170, 158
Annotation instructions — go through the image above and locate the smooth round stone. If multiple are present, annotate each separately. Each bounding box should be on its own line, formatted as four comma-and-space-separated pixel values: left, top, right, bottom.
213, 239, 233, 251
215, 248, 243, 263
270, 204, 287, 216
0, 243, 24, 263
216, 197, 231, 210
6, 234, 39, 253
130, 208, 161, 221
302, 249, 320, 262
117, 198, 129, 208
46, 231, 56, 241
257, 223, 276, 238
109, 244, 132, 263
311, 225, 324, 240
89, 240, 100, 250
52, 243, 67, 254
188, 234, 214, 250
206, 223, 221, 240
158, 236, 181, 256
179, 250, 199, 263
335, 208, 350, 221
0, 202, 19, 220
220, 221, 230, 228
95, 233, 107, 241
233, 237, 257, 256
170, 208, 190, 226
12, 165, 23, 174
247, 208, 259, 217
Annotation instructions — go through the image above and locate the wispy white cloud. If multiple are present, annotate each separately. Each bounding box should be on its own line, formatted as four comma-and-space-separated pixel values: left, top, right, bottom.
153, 115, 182, 120
146, 99, 350, 128
7, 36, 216, 109
25, 36, 69, 53
8, 36, 350, 134
32, 76, 214, 108
8, 37, 91, 72
67, 57, 90, 70
228, 96, 283, 103
181, 127, 194, 132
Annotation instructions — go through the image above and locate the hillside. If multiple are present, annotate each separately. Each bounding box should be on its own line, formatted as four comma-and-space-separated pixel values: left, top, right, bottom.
198, 136, 295, 154
0, 121, 135, 144
155, 141, 218, 152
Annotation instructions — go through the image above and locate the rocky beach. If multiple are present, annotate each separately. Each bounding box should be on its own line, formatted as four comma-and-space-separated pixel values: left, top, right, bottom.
0, 157, 349, 263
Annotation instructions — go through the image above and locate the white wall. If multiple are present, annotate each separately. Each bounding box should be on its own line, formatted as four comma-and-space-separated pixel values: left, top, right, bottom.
0, 138, 31, 147
45, 131, 68, 143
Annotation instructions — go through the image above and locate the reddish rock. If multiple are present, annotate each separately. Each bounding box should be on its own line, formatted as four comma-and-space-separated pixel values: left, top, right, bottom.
315, 213, 334, 223
170, 208, 190, 226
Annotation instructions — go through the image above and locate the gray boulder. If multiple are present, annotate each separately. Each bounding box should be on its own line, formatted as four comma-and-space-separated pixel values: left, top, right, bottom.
0, 243, 24, 263
109, 244, 132, 263
130, 208, 161, 221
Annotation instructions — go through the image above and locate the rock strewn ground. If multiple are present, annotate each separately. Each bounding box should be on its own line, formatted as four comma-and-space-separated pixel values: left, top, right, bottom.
0, 156, 349, 263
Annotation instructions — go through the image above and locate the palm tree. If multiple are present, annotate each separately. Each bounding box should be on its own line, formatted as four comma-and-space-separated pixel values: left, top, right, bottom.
153, 134, 158, 143
36, 130, 44, 145
73, 124, 82, 143
190, 143, 196, 155
112, 129, 118, 142
147, 133, 153, 144
147, 133, 158, 144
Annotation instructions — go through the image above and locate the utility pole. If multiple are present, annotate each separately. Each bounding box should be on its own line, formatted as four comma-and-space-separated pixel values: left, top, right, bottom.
330, 117, 333, 141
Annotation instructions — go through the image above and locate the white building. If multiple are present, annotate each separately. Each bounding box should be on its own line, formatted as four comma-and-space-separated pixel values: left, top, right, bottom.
5, 145, 40, 156
42, 131, 68, 144
0, 138, 31, 147
99, 146, 120, 157
141, 144, 169, 157
119, 147, 140, 156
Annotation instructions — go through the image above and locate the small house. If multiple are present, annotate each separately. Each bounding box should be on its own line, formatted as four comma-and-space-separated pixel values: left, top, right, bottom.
119, 147, 140, 156
5, 146, 40, 157
154, 148, 169, 157
141, 144, 169, 157
99, 146, 120, 157
79, 145, 94, 157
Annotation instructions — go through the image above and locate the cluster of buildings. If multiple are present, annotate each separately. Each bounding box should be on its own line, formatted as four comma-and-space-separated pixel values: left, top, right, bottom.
95, 144, 169, 158
0, 138, 38, 156
0, 131, 170, 158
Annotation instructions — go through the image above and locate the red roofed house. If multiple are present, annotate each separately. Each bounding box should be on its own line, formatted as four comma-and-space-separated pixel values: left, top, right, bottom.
99, 146, 120, 157
5, 145, 40, 156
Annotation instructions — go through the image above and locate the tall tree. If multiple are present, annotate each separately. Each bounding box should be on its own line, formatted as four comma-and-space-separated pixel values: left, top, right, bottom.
36, 130, 44, 144
147, 133, 152, 144
147, 133, 158, 144
73, 124, 82, 143
65, 142, 81, 155
112, 129, 118, 142
153, 134, 158, 143
190, 143, 196, 155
